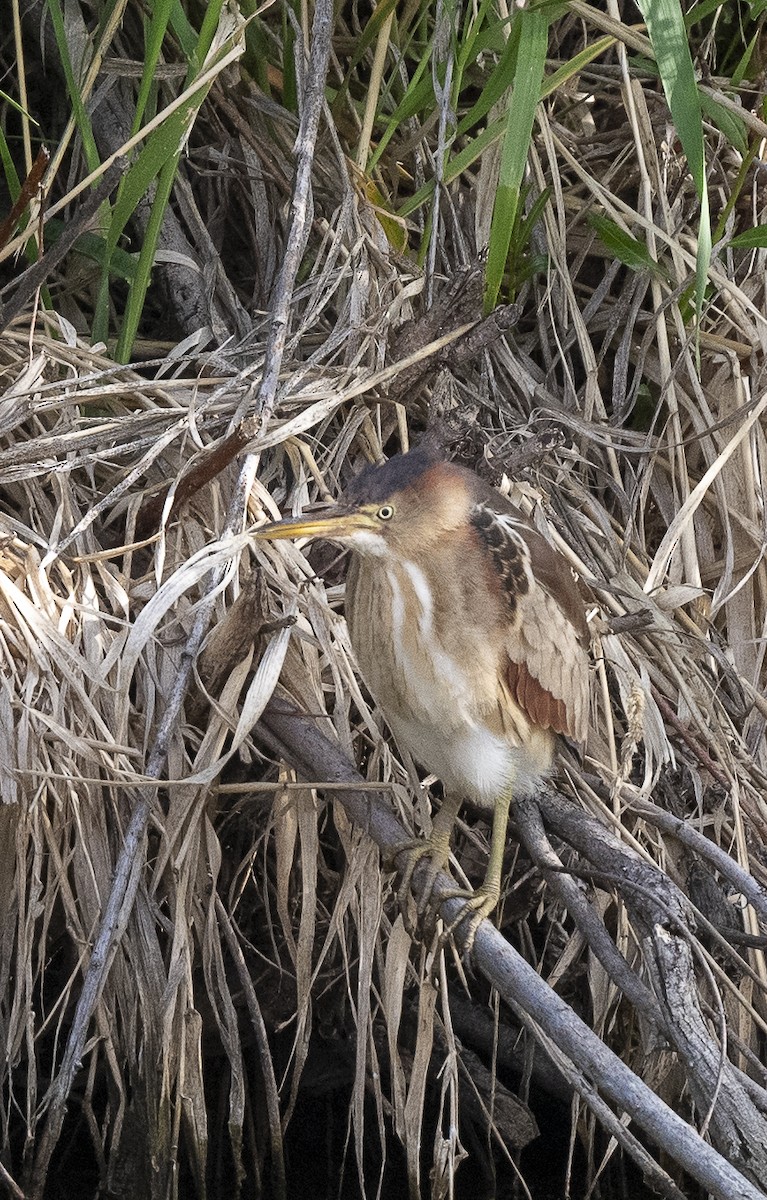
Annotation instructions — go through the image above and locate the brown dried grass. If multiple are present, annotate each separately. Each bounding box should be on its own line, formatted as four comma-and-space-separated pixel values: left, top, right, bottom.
2, 12, 767, 1200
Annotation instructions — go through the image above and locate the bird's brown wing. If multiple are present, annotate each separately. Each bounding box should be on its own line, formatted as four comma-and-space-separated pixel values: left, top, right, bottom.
471, 504, 590, 742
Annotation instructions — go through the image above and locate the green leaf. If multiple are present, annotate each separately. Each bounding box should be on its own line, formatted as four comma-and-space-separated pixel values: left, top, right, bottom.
169, 0, 198, 58
45, 0, 101, 173
0, 131, 22, 202
109, 90, 213, 360
133, 0, 175, 136
45, 220, 139, 281
330, 0, 399, 126
518, 185, 552, 239
731, 31, 760, 88
456, 17, 519, 138
588, 213, 667, 279
0, 91, 41, 124
397, 113, 507, 218
455, 0, 507, 77
542, 35, 615, 99
699, 91, 748, 156
635, 0, 704, 183
685, 0, 731, 25
92, 0, 238, 358
367, 56, 434, 172
727, 224, 767, 250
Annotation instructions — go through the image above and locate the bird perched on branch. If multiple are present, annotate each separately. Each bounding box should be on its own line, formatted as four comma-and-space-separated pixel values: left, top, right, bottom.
256, 445, 590, 945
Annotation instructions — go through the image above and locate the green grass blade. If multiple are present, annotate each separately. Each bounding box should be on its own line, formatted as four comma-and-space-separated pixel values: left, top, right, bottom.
91, 1, 243, 359
113, 4, 245, 360
114, 156, 178, 361
329, 0, 398, 127
367, 54, 433, 172
455, 16, 518, 137
699, 91, 748, 156
542, 35, 615, 98
44, 220, 139, 281
45, 0, 101, 173
455, 0, 506, 81
0, 89, 41, 123
0, 130, 22, 201
635, 0, 704, 186
133, 0, 175, 135
635, 0, 710, 323
731, 30, 760, 87
484, 7, 548, 312
398, 114, 507, 218
168, 0, 199, 58
685, 0, 732, 24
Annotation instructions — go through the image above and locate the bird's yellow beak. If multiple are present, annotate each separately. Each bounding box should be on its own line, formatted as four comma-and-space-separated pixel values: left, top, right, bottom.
254, 505, 377, 543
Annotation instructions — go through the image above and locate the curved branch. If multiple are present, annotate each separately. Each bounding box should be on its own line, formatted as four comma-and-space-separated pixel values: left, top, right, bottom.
535, 788, 767, 1182
627, 793, 767, 926
513, 795, 664, 1027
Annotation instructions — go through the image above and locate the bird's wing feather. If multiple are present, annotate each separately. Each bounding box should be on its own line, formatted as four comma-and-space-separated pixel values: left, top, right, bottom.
471, 504, 589, 742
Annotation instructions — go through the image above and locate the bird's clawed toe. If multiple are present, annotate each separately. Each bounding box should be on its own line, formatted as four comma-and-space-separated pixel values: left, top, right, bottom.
385, 832, 453, 936
385, 833, 500, 955
441, 884, 501, 958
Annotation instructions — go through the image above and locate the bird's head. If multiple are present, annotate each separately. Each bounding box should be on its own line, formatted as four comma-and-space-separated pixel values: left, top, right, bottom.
255, 446, 472, 558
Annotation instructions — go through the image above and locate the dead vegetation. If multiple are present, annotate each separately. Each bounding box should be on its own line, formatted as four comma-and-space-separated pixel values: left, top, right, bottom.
1, 2, 767, 1198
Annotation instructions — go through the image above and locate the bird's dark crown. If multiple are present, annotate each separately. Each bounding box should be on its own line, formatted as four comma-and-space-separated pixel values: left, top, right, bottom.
343, 445, 442, 505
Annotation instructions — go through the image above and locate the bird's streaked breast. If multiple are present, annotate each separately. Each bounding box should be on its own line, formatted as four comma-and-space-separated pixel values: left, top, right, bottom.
345, 549, 555, 803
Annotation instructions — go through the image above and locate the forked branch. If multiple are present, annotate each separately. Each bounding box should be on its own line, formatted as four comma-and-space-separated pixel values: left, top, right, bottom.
258, 696, 767, 1200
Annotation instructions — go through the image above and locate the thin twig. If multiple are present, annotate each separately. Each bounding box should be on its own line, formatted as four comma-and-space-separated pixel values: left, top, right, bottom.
216, 896, 286, 1200
249, 0, 333, 434
0, 1161, 25, 1200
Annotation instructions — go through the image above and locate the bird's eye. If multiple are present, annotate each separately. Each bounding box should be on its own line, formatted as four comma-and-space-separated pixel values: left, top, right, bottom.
377, 505, 395, 521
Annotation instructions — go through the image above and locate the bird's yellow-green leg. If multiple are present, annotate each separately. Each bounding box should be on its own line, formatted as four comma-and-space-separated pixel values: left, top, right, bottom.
444, 784, 513, 954
390, 791, 464, 929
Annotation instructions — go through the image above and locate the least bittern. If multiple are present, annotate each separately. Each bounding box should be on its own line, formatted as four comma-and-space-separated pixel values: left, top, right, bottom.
255, 445, 590, 942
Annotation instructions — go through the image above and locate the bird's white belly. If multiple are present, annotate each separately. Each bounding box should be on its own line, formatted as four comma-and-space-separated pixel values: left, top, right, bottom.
386, 712, 552, 807
350, 557, 554, 805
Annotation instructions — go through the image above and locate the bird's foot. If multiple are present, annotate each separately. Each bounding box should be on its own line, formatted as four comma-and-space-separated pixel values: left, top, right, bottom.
386, 831, 453, 935
440, 882, 500, 959
386, 834, 500, 955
